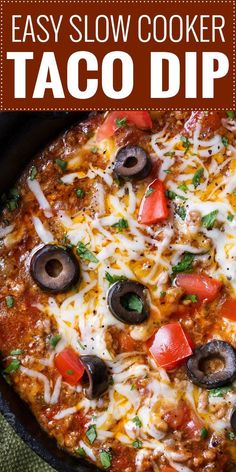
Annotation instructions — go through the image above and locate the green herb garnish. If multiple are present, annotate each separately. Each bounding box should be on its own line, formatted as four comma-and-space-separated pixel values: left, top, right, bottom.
227, 111, 235, 119
122, 294, 143, 314
132, 440, 143, 449
75, 188, 85, 198
160, 291, 166, 297
86, 424, 97, 444
180, 135, 190, 153
228, 213, 234, 222
75, 447, 86, 457
222, 136, 229, 147
112, 218, 129, 232
178, 183, 188, 193
201, 210, 219, 230
166, 190, 186, 201
100, 450, 112, 469
164, 151, 175, 157
172, 252, 195, 274
132, 415, 142, 427
77, 339, 85, 350
115, 117, 127, 128
6, 188, 20, 212
105, 272, 127, 285
50, 334, 61, 349
10, 349, 23, 356
30, 166, 37, 180
209, 386, 234, 397
176, 205, 186, 220
66, 370, 74, 375
76, 242, 98, 264
5, 295, 14, 308
145, 187, 155, 198
91, 147, 98, 154
200, 427, 208, 439
55, 159, 67, 171
184, 294, 198, 303
192, 168, 204, 189
4, 359, 20, 374
227, 431, 236, 441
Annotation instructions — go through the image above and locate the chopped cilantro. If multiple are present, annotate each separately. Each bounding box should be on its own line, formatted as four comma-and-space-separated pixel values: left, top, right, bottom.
176, 205, 186, 221
132, 415, 142, 427
226, 111, 235, 119
75, 447, 86, 457
172, 253, 194, 274
4, 359, 20, 374
91, 146, 98, 154
55, 158, 67, 171
192, 168, 204, 189
105, 272, 127, 285
49, 334, 61, 348
115, 117, 127, 128
145, 187, 155, 198
112, 218, 129, 232
209, 386, 234, 397
160, 291, 166, 297
222, 136, 229, 147
178, 183, 188, 193
166, 190, 186, 201
184, 294, 198, 303
122, 294, 143, 314
66, 370, 74, 375
76, 242, 98, 263
30, 166, 37, 180
10, 349, 23, 356
164, 151, 175, 157
228, 213, 234, 222
77, 339, 85, 350
100, 450, 112, 469
75, 188, 85, 198
5, 295, 14, 308
200, 427, 208, 439
86, 424, 97, 444
201, 210, 219, 230
6, 188, 20, 212
227, 431, 236, 441
108, 376, 114, 386
132, 440, 143, 449
180, 135, 190, 153
130, 383, 136, 390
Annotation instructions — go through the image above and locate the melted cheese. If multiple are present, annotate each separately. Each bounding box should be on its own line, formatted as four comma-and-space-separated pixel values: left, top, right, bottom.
26, 115, 236, 469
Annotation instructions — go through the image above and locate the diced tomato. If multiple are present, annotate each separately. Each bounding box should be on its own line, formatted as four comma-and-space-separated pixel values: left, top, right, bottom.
164, 400, 202, 438
97, 111, 152, 141
119, 331, 138, 352
176, 273, 222, 302
219, 297, 236, 321
147, 322, 193, 371
138, 179, 169, 225
55, 347, 85, 386
185, 111, 225, 136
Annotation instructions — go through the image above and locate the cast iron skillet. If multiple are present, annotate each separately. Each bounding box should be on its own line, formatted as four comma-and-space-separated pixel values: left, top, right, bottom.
0, 112, 100, 472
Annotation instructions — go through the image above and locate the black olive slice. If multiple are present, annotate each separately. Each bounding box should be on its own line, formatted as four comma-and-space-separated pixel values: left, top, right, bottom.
231, 409, 236, 434
80, 355, 109, 399
187, 340, 236, 389
30, 244, 80, 293
107, 280, 150, 325
114, 145, 152, 181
